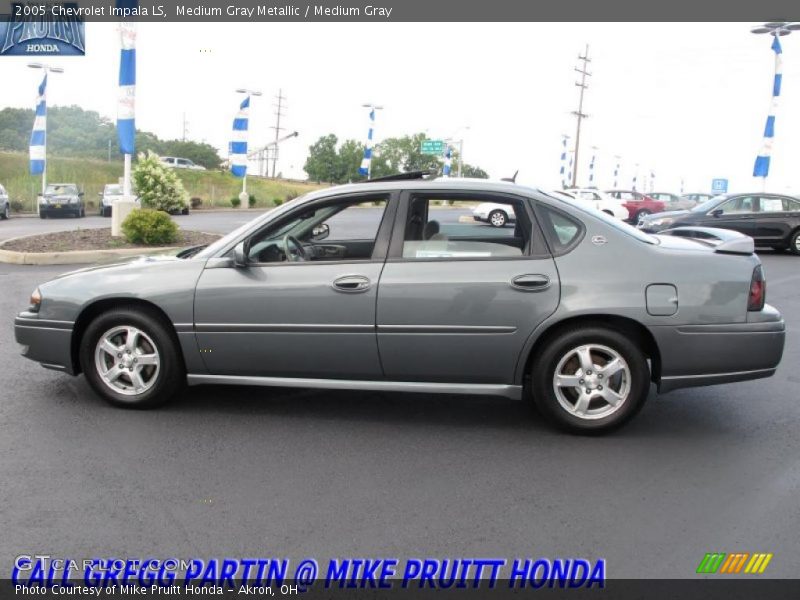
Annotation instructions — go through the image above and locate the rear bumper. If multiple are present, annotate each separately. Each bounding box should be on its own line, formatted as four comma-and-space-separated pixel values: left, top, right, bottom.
14, 313, 76, 374
650, 305, 785, 392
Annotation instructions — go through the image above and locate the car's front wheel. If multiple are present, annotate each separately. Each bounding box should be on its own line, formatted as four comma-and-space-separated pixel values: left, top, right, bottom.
488, 209, 507, 227
80, 308, 184, 409
634, 209, 651, 222
789, 229, 800, 256
1, 204, 9, 220
531, 326, 650, 433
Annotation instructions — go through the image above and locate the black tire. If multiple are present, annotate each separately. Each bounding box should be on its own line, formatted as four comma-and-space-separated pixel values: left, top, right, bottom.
530, 326, 651, 433
789, 229, 800, 256
79, 307, 185, 409
181, 207, 190, 215
39, 212, 46, 219
80, 207, 85, 218
488, 209, 507, 228
634, 209, 651, 222
1, 204, 9, 220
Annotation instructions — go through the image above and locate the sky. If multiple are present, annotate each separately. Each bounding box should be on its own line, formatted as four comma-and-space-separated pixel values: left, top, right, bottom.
2, 21, 799, 194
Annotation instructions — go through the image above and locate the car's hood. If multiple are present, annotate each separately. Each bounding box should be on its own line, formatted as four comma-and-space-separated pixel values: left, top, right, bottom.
53, 252, 188, 280
642, 209, 690, 221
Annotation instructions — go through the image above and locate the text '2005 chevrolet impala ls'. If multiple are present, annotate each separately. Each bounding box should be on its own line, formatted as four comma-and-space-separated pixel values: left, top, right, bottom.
14, 174, 786, 433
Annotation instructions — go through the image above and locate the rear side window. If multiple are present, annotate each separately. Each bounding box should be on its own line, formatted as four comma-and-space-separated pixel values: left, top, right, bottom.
538, 205, 584, 255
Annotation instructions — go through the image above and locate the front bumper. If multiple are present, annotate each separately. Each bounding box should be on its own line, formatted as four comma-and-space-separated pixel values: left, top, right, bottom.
650, 304, 785, 392
14, 313, 76, 374
40, 203, 80, 215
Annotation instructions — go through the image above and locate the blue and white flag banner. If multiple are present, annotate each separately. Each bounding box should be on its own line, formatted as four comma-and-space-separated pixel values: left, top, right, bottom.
230, 96, 250, 178
559, 136, 568, 188
588, 152, 596, 185
358, 109, 375, 177
29, 74, 47, 175
443, 145, 452, 177
613, 160, 620, 188
753, 35, 782, 178
116, 1, 137, 155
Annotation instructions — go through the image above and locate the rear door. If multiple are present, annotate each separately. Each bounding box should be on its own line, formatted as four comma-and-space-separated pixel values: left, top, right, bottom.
376, 191, 559, 384
753, 195, 796, 246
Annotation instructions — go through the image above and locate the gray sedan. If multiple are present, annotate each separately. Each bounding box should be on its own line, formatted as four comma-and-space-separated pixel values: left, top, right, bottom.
14, 177, 786, 433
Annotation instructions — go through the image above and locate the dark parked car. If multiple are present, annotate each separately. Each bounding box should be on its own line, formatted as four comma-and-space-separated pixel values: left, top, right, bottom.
15, 176, 785, 433
0, 183, 9, 220
681, 193, 714, 204
604, 190, 665, 222
638, 193, 800, 254
39, 183, 85, 218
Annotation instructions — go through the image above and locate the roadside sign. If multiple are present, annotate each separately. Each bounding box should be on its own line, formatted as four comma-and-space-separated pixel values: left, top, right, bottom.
421, 139, 445, 155
711, 178, 728, 194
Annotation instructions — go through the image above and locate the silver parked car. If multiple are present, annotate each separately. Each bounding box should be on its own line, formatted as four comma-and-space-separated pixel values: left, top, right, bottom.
14, 175, 785, 433
0, 183, 10, 220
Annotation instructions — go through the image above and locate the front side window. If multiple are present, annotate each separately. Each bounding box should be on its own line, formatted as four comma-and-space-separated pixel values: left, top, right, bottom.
717, 196, 755, 214
245, 196, 388, 263
400, 196, 530, 260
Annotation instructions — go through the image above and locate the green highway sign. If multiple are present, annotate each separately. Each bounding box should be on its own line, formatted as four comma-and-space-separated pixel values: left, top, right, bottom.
421, 139, 446, 155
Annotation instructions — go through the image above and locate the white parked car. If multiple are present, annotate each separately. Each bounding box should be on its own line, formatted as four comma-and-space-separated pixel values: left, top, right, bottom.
565, 188, 628, 220
472, 202, 516, 227
99, 184, 140, 217
160, 156, 206, 171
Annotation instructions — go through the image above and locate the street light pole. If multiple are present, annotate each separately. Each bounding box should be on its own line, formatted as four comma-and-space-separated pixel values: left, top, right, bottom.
751, 21, 800, 191
235, 88, 262, 207
28, 63, 63, 215
445, 125, 470, 178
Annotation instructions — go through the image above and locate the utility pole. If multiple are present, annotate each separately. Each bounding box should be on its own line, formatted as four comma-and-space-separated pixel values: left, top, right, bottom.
571, 44, 591, 188
182, 112, 188, 142
270, 89, 286, 178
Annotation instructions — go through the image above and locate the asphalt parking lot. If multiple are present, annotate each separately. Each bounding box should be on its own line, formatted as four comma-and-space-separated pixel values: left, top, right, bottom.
1, 246, 798, 578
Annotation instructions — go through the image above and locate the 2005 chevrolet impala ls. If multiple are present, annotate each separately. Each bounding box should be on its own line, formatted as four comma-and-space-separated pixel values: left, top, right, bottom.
14, 174, 786, 432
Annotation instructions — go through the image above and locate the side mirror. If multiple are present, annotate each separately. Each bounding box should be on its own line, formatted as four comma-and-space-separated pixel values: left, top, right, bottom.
78, 191, 85, 197
311, 223, 330, 241
233, 241, 249, 267
711, 209, 723, 217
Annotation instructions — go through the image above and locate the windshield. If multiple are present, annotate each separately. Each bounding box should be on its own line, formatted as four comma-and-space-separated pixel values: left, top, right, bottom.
105, 185, 122, 194
691, 195, 727, 213
541, 190, 659, 245
45, 184, 77, 195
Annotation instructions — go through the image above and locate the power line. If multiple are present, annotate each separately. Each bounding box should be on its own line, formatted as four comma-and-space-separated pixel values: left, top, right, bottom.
571, 44, 591, 188
270, 88, 286, 178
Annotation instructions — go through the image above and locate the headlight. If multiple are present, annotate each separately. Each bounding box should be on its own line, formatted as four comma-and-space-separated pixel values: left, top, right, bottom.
649, 218, 674, 227
29, 287, 41, 312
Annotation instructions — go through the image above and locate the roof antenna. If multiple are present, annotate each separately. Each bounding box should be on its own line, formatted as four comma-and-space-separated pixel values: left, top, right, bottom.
501, 170, 518, 183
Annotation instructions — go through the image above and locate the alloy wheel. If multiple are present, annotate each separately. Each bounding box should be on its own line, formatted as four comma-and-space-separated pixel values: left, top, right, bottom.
552, 344, 631, 420
94, 326, 161, 396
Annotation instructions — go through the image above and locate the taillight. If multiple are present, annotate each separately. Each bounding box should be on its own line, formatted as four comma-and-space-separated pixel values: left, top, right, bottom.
748, 265, 766, 312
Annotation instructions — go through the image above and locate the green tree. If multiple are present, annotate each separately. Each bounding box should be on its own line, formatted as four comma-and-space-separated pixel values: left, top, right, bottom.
337, 139, 366, 182
371, 133, 441, 178
132, 151, 188, 213
459, 163, 489, 179
303, 134, 341, 183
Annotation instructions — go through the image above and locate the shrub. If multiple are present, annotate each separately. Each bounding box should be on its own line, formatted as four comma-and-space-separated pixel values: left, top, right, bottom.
121, 209, 179, 245
273, 198, 284, 207
190, 197, 203, 209
230, 196, 241, 208
132, 151, 189, 213
248, 194, 256, 208
86, 200, 96, 209
10, 200, 24, 213
285, 191, 299, 202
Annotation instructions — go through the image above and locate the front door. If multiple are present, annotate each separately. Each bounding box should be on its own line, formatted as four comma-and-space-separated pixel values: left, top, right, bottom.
702, 195, 756, 237
193, 193, 395, 379
376, 192, 560, 384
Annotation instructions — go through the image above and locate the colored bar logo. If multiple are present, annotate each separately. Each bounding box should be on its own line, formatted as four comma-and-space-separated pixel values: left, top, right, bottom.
696, 552, 773, 574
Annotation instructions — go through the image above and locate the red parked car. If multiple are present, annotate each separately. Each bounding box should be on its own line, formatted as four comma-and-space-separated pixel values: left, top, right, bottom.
604, 190, 666, 222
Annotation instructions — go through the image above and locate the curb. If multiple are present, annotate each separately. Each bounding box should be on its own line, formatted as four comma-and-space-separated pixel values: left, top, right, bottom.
0, 232, 192, 265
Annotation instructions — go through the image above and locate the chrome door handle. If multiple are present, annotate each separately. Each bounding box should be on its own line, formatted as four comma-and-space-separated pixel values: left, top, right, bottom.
510, 274, 551, 292
332, 275, 371, 293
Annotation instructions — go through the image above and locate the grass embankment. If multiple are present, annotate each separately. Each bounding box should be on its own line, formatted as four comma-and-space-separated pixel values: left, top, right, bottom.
0, 151, 323, 212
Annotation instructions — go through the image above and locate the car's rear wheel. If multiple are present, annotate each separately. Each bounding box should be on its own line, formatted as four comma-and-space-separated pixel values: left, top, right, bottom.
489, 209, 507, 228
531, 326, 650, 433
1, 204, 9, 219
80, 308, 184, 409
789, 229, 800, 256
